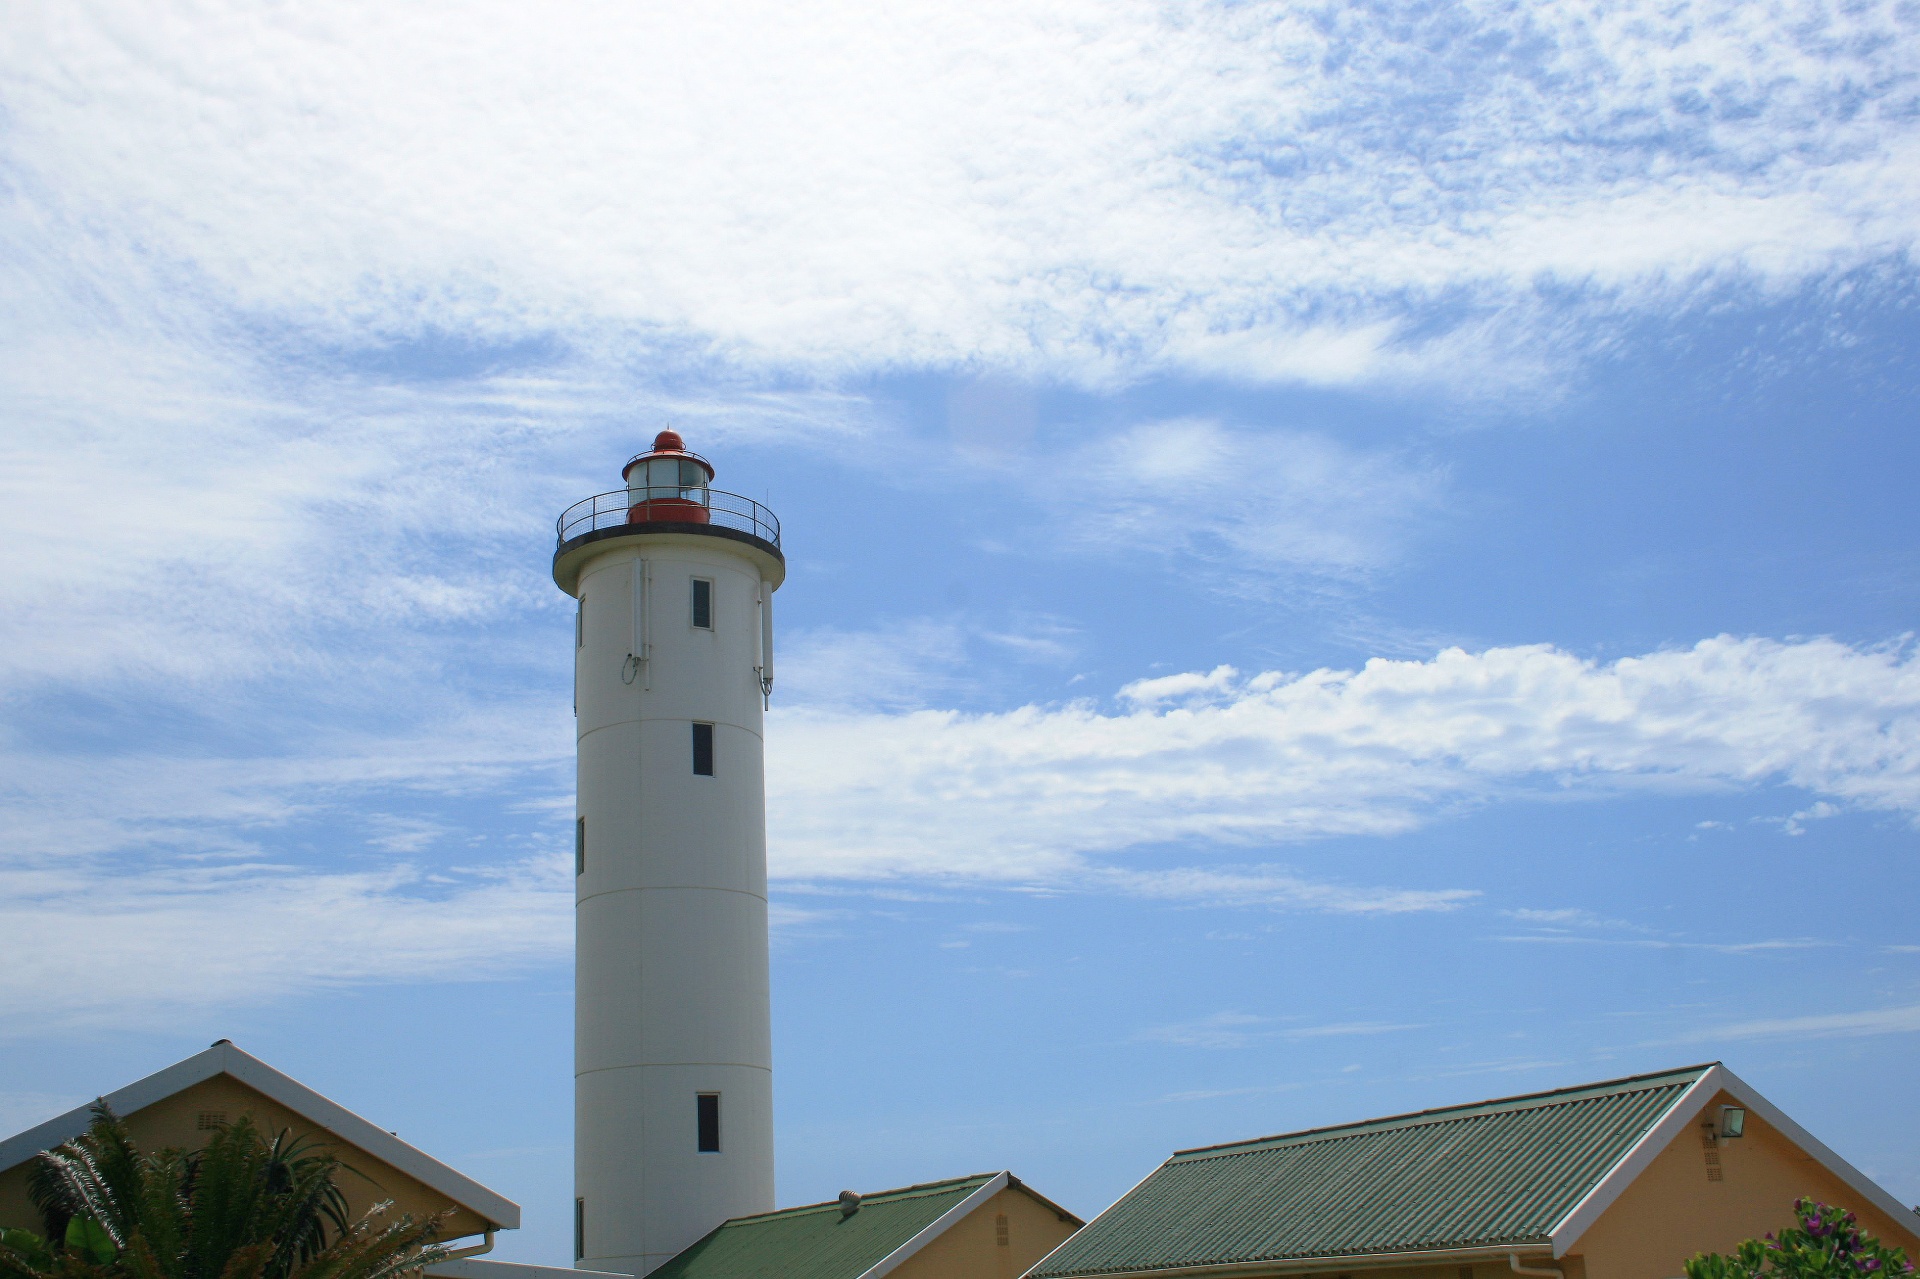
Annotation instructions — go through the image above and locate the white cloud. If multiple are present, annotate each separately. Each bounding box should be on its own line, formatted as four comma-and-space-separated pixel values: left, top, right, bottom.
1138, 1012, 1273, 1050
1758, 800, 1843, 836
1694, 1003, 1920, 1042
6, 630, 1917, 1025
1287, 1021, 1425, 1039
766, 634, 1920, 880
776, 621, 975, 713
1496, 935, 1833, 954
1506, 908, 1592, 924
4, 0, 1916, 385
1088, 866, 1472, 915
0, 855, 573, 1033
0, 692, 578, 1030
1136, 1012, 1423, 1049
1054, 419, 1445, 580
1123, 666, 1243, 707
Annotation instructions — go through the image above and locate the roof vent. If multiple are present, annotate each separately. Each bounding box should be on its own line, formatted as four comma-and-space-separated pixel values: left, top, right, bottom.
838, 1191, 861, 1219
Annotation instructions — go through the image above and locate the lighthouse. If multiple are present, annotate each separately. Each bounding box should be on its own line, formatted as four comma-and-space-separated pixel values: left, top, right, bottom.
552, 433, 783, 1276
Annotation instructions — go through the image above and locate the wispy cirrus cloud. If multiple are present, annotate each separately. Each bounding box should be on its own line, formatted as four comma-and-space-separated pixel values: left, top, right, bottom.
0, 854, 574, 1033
1689, 1003, 1920, 1042
1137, 1013, 1425, 1050
4, 0, 1917, 385
1050, 419, 1443, 579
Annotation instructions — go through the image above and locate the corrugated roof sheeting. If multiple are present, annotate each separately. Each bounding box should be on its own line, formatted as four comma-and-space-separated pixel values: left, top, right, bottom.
648, 1174, 992, 1279
1032, 1068, 1706, 1278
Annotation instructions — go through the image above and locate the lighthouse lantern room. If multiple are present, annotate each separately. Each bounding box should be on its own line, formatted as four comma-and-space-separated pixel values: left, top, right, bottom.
621, 431, 715, 525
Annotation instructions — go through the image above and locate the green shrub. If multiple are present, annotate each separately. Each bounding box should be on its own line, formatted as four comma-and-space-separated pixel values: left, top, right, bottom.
1687, 1199, 1914, 1279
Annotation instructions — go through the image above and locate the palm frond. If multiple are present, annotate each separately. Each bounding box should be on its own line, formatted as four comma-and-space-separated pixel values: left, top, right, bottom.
27, 1103, 144, 1250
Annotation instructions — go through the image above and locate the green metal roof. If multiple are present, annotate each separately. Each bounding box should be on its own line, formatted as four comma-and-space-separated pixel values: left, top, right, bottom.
649, 1174, 997, 1279
1030, 1065, 1712, 1278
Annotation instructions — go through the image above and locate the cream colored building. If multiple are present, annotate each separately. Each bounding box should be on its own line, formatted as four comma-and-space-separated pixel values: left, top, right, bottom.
0, 1042, 1079, 1279
1026, 1063, 1920, 1279
0, 1040, 516, 1252
646, 1172, 1082, 1279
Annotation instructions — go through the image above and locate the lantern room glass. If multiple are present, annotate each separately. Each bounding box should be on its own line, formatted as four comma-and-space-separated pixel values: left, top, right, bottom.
628, 457, 710, 505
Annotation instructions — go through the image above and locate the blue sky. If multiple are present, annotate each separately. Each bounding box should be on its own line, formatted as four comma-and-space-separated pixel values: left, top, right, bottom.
4, 0, 1920, 1264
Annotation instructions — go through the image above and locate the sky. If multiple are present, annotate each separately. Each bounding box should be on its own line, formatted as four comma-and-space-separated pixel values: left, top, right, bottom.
3, 0, 1920, 1263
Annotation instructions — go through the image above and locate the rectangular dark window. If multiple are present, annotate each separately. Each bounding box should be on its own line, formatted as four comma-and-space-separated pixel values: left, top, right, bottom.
691, 578, 712, 630
696, 1093, 721, 1153
575, 816, 586, 876
574, 1198, 584, 1260
692, 722, 714, 776
575, 599, 584, 648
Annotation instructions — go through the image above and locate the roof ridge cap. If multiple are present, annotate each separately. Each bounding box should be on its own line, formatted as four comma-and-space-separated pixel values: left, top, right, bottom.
1171, 1063, 1719, 1160
720, 1173, 1000, 1223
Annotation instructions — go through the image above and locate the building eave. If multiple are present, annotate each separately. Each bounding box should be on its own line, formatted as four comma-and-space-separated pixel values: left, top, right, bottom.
0, 1042, 519, 1231
1021, 1242, 1560, 1279
1548, 1063, 1920, 1257
855, 1171, 1008, 1279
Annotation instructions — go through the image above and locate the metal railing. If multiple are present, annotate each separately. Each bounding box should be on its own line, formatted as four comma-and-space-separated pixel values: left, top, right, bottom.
556, 488, 781, 550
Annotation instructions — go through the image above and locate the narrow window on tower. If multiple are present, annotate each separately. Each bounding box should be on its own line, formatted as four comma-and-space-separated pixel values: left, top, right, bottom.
692, 722, 715, 775
575, 816, 586, 876
691, 578, 713, 630
696, 1093, 721, 1153
574, 1198, 584, 1260
575, 598, 584, 648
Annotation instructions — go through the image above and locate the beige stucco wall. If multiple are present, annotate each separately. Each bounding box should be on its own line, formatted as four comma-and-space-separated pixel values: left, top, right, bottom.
893, 1183, 1079, 1279
0, 1075, 489, 1244
1574, 1090, 1920, 1279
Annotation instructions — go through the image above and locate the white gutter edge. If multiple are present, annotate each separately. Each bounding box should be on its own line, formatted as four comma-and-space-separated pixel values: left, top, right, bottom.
0, 1048, 228, 1175
1706, 1064, 1920, 1234
1547, 1066, 1724, 1258
0, 1042, 520, 1232
854, 1172, 1009, 1279
1551, 1064, 1920, 1259
427, 1261, 629, 1279
1043, 1246, 1561, 1279
1022, 1149, 1178, 1279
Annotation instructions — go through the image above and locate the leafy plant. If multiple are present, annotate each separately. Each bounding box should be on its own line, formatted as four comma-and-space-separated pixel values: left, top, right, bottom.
1687, 1199, 1915, 1279
0, 1103, 451, 1279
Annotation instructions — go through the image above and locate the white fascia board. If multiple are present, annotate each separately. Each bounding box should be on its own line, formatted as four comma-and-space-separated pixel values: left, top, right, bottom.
855, 1172, 1009, 1279
1550, 1064, 1920, 1257
1021, 1153, 1176, 1279
427, 1261, 627, 1279
1707, 1065, 1920, 1235
0, 1043, 520, 1231
1545, 1066, 1724, 1257
0, 1044, 231, 1176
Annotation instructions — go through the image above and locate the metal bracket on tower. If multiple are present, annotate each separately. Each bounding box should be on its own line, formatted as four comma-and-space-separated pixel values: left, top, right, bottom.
755, 579, 774, 709
623, 558, 651, 689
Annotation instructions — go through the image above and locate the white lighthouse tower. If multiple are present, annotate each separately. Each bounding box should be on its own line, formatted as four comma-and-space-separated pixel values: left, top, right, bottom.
552, 432, 783, 1276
